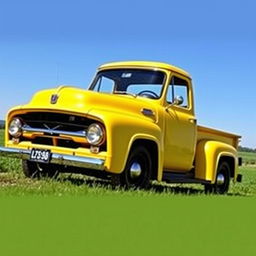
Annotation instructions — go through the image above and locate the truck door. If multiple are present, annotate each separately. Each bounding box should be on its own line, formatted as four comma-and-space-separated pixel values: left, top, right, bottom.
164, 74, 197, 171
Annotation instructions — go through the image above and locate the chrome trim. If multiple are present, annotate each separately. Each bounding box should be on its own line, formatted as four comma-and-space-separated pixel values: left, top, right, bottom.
0, 147, 105, 170
129, 162, 142, 179
216, 173, 225, 185
173, 95, 184, 106
22, 125, 87, 138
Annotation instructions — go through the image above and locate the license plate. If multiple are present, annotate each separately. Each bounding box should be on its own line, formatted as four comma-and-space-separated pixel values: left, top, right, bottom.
30, 149, 51, 163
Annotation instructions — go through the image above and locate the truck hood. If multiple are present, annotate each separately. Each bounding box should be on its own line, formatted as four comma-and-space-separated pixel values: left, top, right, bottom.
20, 86, 158, 120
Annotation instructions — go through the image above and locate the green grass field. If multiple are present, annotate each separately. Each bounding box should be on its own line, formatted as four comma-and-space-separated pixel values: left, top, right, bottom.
1, 129, 256, 255
239, 151, 256, 165
0, 129, 4, 146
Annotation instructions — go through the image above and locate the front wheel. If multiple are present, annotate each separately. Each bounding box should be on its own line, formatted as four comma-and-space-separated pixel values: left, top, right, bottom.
204, 161, 231, 194
111, 146, 152, 189
22, 160, 59, 179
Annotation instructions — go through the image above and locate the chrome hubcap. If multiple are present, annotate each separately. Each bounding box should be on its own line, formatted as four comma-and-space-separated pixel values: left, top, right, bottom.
216, 173, 225, 185
130, 162, 142, 179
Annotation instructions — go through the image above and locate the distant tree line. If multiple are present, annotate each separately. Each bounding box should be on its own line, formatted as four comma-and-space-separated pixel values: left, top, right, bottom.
238, 146, 256, 153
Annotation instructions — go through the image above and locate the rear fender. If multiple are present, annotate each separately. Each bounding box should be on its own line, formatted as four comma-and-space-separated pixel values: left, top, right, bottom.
195, 140, 238, 183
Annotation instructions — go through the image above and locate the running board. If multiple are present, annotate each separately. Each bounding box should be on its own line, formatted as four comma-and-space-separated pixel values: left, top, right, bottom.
162, 171, 211, 184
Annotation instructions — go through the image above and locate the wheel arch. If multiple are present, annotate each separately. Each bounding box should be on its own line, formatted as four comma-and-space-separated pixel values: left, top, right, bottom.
217, 155, 235, 178
127, 135, 162, 181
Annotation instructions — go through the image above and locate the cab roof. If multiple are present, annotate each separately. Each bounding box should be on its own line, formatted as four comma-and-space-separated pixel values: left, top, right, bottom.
99, 61, 191, 78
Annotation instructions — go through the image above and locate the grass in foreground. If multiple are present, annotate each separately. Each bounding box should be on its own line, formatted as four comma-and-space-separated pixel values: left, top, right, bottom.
0, 167, 256, 256
0, 195, 255, 256
0, 158, 255, 197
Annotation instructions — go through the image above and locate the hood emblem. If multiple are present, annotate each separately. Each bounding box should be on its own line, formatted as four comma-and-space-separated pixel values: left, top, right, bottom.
51, 94, 59, 104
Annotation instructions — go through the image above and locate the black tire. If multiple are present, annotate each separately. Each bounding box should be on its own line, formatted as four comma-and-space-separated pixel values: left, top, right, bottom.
204, 161, 231, 194
22, 160, 59, 179
111, 146, 152, 189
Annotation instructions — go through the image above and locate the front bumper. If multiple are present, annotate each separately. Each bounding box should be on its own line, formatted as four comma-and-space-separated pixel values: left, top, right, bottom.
0, 146, 105, 170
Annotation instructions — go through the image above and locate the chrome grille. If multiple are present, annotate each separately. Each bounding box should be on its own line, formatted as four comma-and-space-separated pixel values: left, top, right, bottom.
19, 112, 93, 132
15, 112, 96, 149
22, 125, 86, 138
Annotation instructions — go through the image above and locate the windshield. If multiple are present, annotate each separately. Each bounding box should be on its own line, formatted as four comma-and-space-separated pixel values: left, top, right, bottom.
89, 69, 166, 99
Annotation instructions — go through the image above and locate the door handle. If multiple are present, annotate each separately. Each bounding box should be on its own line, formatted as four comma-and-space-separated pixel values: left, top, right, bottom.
189, 118, 197, 124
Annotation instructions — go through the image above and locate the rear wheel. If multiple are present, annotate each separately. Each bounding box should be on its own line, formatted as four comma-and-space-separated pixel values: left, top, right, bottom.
111, 146, 152, 189
22, 160, 59, 179
204, 161, 230, 194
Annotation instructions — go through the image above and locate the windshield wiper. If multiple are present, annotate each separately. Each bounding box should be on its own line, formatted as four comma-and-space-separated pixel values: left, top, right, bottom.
113, 91, 137, 98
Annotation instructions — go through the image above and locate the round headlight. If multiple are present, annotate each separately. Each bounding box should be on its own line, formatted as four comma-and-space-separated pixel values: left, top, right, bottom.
87, 123, 104, 145
9, 118, 23, 138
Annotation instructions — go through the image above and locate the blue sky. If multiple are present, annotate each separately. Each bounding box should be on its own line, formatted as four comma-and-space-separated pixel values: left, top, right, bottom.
0, 0, 255, 147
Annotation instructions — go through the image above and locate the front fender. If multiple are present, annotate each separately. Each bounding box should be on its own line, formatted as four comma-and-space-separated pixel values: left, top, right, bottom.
88, 109, 162, 176
195, 140, 238, 183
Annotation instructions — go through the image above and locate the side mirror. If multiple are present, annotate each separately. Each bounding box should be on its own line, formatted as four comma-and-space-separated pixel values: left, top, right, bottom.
173, 96, 184, 106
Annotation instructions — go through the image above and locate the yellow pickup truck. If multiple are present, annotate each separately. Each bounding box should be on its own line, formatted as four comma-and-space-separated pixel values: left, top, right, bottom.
0, 61, 242, 193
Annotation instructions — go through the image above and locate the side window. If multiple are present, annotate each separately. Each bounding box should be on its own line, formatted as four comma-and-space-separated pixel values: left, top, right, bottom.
94, 77, 115, 93
167, 76, 189, 108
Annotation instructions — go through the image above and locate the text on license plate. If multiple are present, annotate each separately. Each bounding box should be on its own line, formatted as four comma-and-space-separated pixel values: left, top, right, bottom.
30, 149, 51, 163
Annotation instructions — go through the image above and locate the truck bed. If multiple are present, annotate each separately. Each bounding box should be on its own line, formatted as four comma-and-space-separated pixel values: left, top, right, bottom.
197, 125, 241, 149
